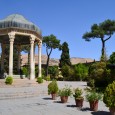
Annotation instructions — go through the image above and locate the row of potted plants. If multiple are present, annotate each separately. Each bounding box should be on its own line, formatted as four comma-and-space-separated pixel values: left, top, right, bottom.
48, 80, 115, 115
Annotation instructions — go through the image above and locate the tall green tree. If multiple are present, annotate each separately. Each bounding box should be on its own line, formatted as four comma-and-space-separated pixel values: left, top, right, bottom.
59, 42, 71, 67
109, 52, 115, 64
108, 52, 115, 82
89, 62, 111, 87
83, 19, 115, 61
21, 45, 30, 77
43, 34, 60, 76
21, 45, 30, 66
48, 66, 59, 79
74, 63, 88, 81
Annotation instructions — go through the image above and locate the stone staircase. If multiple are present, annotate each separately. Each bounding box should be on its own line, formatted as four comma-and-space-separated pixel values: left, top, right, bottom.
0, 91, 48, 100
0, 79, 49, 100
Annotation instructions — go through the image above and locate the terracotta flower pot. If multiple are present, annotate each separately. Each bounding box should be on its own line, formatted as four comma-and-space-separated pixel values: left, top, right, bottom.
75, 98, 84, 108
89, 100, 98, 111
60, 96, 68, 103
110, 108, 115, 115
51, 93, 57, 100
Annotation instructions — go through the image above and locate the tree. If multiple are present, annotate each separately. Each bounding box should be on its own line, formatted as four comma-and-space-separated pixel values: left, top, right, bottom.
59, 42, 71, 67
89, 62, 110, 87
74, 63, 88, 81
43, 34, 60, 76
61, 65, 71, 80
109, 52, 115, 64
108, 52, 115, 82
83, 19, 115, 61
48, 66, 59, 79
21, 45, 30, 77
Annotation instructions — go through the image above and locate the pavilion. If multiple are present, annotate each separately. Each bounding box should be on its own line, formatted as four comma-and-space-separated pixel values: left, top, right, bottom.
0, 14, 42, 80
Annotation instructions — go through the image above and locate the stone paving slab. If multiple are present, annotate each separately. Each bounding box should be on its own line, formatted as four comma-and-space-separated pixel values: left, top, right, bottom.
0, 96, 109, 115
0, 80, 110, 115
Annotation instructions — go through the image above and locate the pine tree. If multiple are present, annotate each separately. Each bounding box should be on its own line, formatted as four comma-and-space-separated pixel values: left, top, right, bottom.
83, 19, 115, 61
43, 34, 60, 76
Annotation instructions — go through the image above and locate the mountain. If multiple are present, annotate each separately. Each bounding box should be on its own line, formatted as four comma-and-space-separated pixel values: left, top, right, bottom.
21, 54, 94, 66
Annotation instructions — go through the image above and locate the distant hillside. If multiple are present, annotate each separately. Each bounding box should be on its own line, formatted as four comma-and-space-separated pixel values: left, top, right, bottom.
70, 57, 94, 65
21, 54, 94, 66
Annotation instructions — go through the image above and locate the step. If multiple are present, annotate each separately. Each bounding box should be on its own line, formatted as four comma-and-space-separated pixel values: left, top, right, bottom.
0, 91, 48, 100
0, 79, 49, 100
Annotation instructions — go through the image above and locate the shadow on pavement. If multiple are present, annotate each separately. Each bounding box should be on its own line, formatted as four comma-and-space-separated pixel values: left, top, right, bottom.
66, 105, 76, 108
81, 107, 90, 111
91, 111, 110, 115
53, 101, 62, 103
42, 97, 52, 100
67, 105, 91, 111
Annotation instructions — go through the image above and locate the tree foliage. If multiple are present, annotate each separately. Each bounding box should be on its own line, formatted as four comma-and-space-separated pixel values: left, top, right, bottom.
43, 34, 60, 76
22, 66, 28, 77
59, 42, 71, 67
83, 19, 115, 61
21, 45, 30, 77
109, 52, 115, 64
103, 81, 115, 107
48, 66, 59, 79
74, 63, 88, 81
89, 62, 110, 87
61, 65, 74, 80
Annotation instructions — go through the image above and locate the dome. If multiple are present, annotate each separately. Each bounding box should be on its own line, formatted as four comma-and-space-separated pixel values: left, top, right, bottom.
0, 14, 41, 35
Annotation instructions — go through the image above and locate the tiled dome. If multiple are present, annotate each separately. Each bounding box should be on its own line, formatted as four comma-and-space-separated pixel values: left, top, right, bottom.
0, 14, 41, 35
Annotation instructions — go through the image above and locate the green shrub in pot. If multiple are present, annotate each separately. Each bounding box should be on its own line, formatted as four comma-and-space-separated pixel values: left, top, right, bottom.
103, 81, 115, 115
48, 80, 58, 100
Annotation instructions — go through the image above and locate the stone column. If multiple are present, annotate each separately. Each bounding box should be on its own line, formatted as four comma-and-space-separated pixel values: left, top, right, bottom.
17, 45, 21, 74
33, 45, 35, 77
8, 32, 15, 76
30, 35, 35, 80
1, 43, 5, 72
38, 41, 42, 77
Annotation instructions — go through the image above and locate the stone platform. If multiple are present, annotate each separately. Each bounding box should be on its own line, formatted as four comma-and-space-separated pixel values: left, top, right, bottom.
0, 80, 109, 115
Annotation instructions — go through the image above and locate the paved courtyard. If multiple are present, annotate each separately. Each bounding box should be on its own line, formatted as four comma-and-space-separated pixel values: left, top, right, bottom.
0, 79, 110, 115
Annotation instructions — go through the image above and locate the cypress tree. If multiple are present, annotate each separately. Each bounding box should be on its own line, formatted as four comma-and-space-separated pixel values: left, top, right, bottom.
59, 42, 71, 67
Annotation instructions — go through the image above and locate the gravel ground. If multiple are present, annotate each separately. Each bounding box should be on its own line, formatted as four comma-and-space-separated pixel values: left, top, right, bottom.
0, 81, 110, 115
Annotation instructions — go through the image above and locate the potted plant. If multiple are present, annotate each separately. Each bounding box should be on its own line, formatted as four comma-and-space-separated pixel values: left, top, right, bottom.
73, 88, 84, 108
36, 77, 43, 84
103, 81, 115, 115
5, 76, 13, 85
58, 85, 72, 103
86, 91, 102, 111
48, 80, 58, 100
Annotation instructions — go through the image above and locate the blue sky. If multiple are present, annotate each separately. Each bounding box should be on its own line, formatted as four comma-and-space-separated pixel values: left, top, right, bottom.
0, 0, 115, 60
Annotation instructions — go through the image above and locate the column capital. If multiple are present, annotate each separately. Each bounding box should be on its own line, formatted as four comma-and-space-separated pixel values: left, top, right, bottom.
8, 32, 15, 42
30, 35, 35, 44
38, 41, 42, 48
30, 35, 35, 40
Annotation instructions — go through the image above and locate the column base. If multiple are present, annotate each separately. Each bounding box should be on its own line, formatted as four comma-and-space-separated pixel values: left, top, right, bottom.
30, 74, 35, 80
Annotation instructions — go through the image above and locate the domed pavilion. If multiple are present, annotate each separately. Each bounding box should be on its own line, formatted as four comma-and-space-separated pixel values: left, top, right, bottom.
0, 14, 42, 80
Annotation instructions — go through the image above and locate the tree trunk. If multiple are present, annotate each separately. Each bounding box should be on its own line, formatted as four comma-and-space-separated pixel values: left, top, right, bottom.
46, 47, 52, 76
101, 38, 105, 61
46, 55, 50, 76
